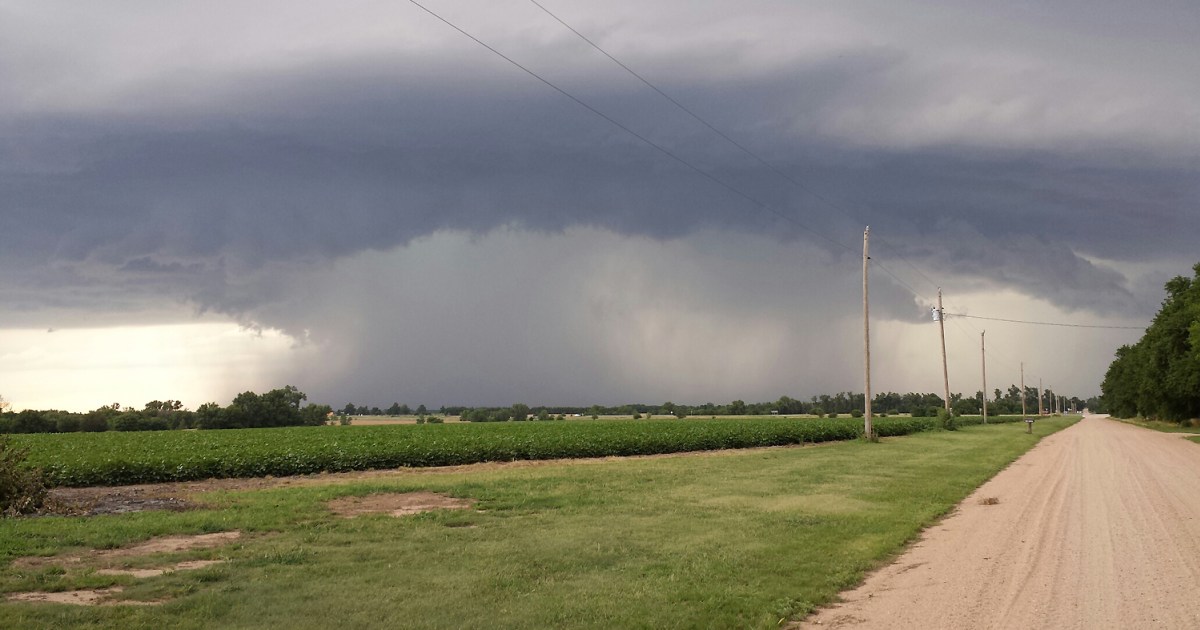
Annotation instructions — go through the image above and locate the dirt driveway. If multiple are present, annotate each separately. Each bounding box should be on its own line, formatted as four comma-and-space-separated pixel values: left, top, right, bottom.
800, 415, 1200, 629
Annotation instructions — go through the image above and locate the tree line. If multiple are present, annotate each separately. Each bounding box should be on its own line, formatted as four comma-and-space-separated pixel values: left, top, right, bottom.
1102, 262, 1200, 422
440, 386, 1090, 423
3, 382, 1094, 436
0, 386, 332, 434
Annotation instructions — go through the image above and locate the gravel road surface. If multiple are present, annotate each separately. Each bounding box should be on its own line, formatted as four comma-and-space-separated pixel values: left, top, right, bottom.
801, 415, 1200, 629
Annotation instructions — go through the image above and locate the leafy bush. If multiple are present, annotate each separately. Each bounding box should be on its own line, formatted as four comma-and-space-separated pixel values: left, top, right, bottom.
1, 436, 47, 516
937, 408, 958, 431
827, 412, 838, 418
16, 417, 941, 487
850, 409, 863, 418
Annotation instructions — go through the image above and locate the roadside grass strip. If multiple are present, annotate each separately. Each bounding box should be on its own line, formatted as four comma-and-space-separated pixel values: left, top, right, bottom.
1, 418, 1075, 629
1114, 417, 1200, 434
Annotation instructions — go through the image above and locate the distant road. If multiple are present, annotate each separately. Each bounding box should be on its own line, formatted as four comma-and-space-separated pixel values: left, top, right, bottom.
801, 415, 1200, 629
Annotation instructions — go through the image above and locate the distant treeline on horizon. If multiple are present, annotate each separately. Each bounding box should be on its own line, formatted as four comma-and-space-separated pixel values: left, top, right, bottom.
343, 387, 1095, 421
0, 385, 1097, 435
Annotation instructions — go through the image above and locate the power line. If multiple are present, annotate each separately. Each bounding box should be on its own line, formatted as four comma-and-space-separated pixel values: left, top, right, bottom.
414, 0, 1150, 343
407, 0, 856, 254
873, 259, 934, 303
946, 316, 1045, 385
526, 0, 941, 293
944, 313, 1146, 330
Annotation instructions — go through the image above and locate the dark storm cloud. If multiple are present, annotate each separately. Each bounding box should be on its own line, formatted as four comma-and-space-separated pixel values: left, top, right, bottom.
1, 0, 1197, 327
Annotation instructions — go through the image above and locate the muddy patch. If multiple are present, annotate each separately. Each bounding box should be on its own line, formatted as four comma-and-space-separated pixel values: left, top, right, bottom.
47, 486, 199, 516
8, 533, 239, 606
95, 559, 226, 578
103, 531, 240, 557
327, 492, 474, 518
13, 531, 241, 571
6, 586, 160, 607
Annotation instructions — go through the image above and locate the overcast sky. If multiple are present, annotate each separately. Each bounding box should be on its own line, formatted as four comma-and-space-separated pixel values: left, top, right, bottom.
2, 0, 1196, 411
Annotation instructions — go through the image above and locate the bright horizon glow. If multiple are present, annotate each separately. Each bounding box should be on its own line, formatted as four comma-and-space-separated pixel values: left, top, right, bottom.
0, 322, 306, 413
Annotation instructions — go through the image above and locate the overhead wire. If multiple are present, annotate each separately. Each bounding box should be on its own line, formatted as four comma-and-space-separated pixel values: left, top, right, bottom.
526, 0, 1165, 344
944, 313, 1146, 330
946, 315, 1041, 385
414, 0, 1149, 367
407, 0, 857, 255
526, 0, 942, 294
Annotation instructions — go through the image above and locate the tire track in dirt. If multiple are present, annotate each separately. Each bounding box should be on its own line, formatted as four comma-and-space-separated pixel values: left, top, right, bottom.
800, 415, 1200, 629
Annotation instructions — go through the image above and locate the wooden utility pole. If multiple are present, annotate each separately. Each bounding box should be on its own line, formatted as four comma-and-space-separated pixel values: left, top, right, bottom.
1038, 379, 1044, 416
938, 288, 950, 412
1021, 362, 1030, 433
1020, 362, 1027, 416
863, 227, 873, 439
981, 331, 988, 424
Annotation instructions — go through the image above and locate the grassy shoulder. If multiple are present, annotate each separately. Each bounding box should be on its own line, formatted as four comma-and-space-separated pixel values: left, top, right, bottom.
1114, 417, 1200, 433
0, 418, 1076, 629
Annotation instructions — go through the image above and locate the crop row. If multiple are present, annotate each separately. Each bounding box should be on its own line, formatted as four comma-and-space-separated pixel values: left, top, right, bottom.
14, 416, 964, 487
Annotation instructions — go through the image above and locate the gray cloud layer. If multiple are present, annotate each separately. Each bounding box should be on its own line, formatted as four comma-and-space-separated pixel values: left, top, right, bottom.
1, 0, 1196, 402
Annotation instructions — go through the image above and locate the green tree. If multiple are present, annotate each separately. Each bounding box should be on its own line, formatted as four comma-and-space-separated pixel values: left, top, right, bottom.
1103, 263, 1200, 421
300, 404, 333, 426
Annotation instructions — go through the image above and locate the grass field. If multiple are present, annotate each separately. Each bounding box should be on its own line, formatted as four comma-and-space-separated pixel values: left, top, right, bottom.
0, 417, 1075, 629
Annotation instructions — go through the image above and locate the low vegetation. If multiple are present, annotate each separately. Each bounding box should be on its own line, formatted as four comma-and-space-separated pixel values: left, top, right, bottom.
0, 418, 1077, 628
1116, 417, 1200, 433
0, 437, 46, 516
16, 417, 940, 487
12, 415, 1033, 488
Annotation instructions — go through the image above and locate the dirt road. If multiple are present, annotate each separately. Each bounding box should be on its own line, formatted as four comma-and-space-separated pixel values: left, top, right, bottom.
801, 415, 1200, 629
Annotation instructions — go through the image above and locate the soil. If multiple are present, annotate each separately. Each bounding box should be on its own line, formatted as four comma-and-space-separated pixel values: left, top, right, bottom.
13, 531, 241, 570
798, 415, 1200, 629
5, 587, 155, 606
8, 532, 240, 606
326, 492, 474, 517
95, 559, 226, 578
